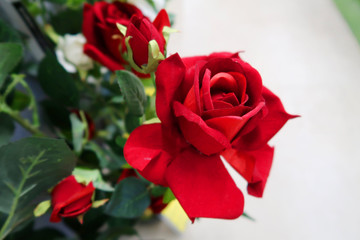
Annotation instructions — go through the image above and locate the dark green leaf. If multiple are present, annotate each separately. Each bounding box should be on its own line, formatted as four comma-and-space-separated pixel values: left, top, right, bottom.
151, 186, 167, 197
0, 137, 77, 238
0, 114, 15, 147
50, 9, 83, 35
104, 177, 150, 218
8, 90, 31, 111
0, 19, 22, 43
0, 43, 23, 87
41, 99, 71, 130
125, 113, 140, 133
116, 70, 146, 117
38, 52, 79, 107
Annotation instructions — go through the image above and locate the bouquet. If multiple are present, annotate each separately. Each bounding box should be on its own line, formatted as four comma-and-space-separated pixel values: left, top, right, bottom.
0, 0, 296, 239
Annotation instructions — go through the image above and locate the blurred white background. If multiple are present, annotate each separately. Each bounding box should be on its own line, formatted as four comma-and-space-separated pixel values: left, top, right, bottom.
132, 0, 360, 239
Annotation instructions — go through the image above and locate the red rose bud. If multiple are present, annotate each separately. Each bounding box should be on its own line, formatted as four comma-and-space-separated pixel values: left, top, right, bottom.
50, 175, 95, 223
71, 110, 95, 140
124, 52, 298, 220
118, 9, 171, 74
82, 1, 144, 71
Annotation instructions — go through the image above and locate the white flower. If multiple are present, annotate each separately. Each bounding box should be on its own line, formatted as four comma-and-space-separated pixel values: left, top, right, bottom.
56, 33, 93, 73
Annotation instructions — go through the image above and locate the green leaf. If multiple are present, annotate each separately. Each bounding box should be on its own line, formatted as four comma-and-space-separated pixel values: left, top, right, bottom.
70, 113, 86, 154
104, 177, 150, 218
38, 52, 79, 107
8, 90, 31, 111
0, 137, 77, 238
44, 0, 67, 4
0, 114, 15, 147
85, 142, 127, 169
116, 70, 146, 117
125, 113, 140, 133
0, 43, 23, 88
33, 200, 51, 217
0, 19, 22, 43
151, 186, 167, 197
73, 167, 114, 192
163, 188, 176, 204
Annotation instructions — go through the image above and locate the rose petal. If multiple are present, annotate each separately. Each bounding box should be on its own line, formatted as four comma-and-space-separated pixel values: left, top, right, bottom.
126, 20, 150, 66
138, 150, 172, 186
165, 147, 244, 219
205, 116, 249, 141
202, 105, 252, 120
221, 148, 256, 182
233, 87, 298, 150
156, 53, 186, 126
83, 3, 99, 46
60, 183, 95, 215
51, 176, 84, 204
84, 43, 124, 71
246, 145, 274, 197
173, 101, 231, 155
228, 72, 247, 103
201, 69, 213, 111
210, 72, 239, 98
153, 9, 171, 33
124, 123, 163, 171
183, 65, 202, 115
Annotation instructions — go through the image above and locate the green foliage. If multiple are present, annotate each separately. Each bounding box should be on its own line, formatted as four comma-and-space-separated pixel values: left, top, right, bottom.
104, 177, 150, 218
38, 52, 79, 108
163, 188, 176, 204
0, 43, 23, 88
0, 137, 77, 239
116, 70, 146, 117
50, 8, 83, 35
7, 90, 31, 111
0, 114, 14, 147
0, 19, 22, 43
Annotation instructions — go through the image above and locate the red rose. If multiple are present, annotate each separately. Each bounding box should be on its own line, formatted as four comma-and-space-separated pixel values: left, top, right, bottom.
122, 9, 170, 73
82, 1, 144, 71
124, 52, 296, 220
50, 175, 95, 223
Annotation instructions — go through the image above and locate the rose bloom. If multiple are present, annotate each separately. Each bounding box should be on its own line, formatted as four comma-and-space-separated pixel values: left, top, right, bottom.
124, 52, 297, 220
82, 1, 144, 71
50, 175, 95, 223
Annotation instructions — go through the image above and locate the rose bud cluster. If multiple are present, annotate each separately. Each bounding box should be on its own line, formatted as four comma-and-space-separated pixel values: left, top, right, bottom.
50, 175, 95, 223
124, 52, 297, 220
82, 1, 171, 74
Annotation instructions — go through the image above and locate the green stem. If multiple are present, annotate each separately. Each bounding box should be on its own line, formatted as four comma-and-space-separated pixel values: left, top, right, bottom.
3, 105, 44, 137
0, 151, 46, 239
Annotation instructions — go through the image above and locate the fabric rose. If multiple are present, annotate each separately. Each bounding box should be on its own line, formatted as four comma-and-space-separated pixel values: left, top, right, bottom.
50, 175, 95, 223
119, 9, 170, 74
124, 52, 297, 220
82, 1, 144, 71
